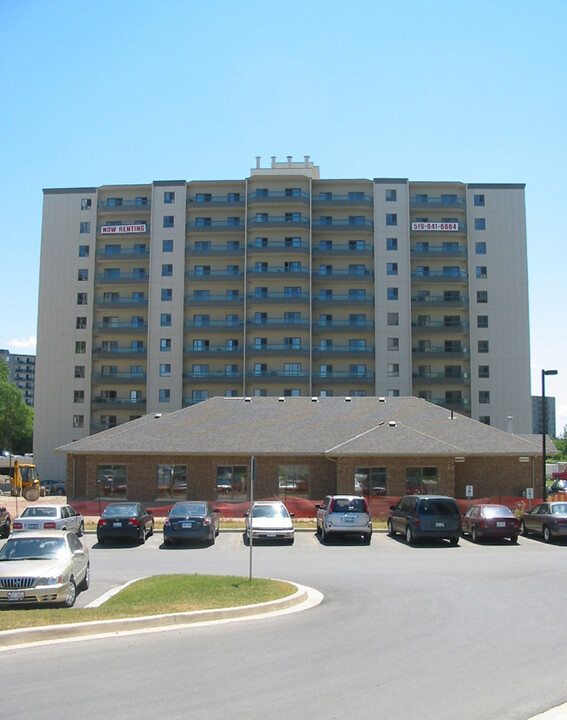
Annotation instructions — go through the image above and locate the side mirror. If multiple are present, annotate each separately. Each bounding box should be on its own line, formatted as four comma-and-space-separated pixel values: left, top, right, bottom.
290, 512, 295, 518
244, 510, 250, 517
147, 509, 153, 515
0, 507, 6, 513
315, 504, 322, 509
389, 505, 396, 511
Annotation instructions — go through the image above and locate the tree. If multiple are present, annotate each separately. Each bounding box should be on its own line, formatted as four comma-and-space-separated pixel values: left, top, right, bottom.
553, 425, 567, 462
0, 358, 33, 455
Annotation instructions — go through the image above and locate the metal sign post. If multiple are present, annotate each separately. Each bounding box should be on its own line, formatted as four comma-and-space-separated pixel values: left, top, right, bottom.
249, 456, 255, 581
466, 485, 474, 512
526, 487, 534, 511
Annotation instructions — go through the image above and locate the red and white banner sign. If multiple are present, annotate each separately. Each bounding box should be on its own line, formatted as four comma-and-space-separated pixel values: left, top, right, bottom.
411, 222, 458, 232
101, 224, 147, 234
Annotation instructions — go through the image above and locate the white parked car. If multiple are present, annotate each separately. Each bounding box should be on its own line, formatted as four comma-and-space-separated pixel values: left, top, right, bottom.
12, 504, 84, 536
244, 500, 294, 545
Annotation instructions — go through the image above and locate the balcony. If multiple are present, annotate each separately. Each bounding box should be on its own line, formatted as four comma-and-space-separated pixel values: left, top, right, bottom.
185, 295, 244, 306
245, 371, 310, 382
91, 396, 146, 409
183, 371, 243, 383
247, 190, 310, 204
312, 371, 374, 383
92, 346, 147, 358
247, 292, 311, 305
313, 243, 373, 256
248, 317, 310, 328
411, 245, 467, 258
411, 295, 468, 308
412, 372, 470, 385
411, 270, 468, 282
93, 322, 148, 333
97, 273, 149, 284
96, 248, 150, 260
312, 320, 374, 330
98, 199, 151, 211
247, 216, 310, 229
246, 344, 310, 356
185, 270, 245, 281
184, 320, 244, 331
187, 220, 244, 232
313, 294, 374, 306
183, 345, 243, 356
428, 396, 471, 411
186, 245, 244, 257
247, 241, 310, 254
411, 321, 468, 333
312, 269, 374, 279
312, 194, 373, 207
312, 345, 374, 355
312, 219, 373, 232
92, 372, 147, 383
247, 266, 310, 278
411, 346, 469, 359
188, 195, 244, 207
409, 196, 466, 210
94, 296, 148, 308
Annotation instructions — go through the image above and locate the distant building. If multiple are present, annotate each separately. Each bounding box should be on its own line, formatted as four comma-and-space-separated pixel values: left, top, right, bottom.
0, 350, 35, 407
532, 395, 556, 437
36, 156, 532, 479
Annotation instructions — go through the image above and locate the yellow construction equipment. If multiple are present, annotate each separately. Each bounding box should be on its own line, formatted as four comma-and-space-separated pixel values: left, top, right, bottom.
11, 459, 41, 501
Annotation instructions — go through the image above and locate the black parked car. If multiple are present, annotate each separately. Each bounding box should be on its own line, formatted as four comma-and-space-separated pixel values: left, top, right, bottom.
163, 501, 220, 546
97, 502, 154, 545
388, 495, 461, 545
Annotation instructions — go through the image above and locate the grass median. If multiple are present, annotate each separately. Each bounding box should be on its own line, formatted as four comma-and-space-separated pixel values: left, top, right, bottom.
0, 574, 296, 632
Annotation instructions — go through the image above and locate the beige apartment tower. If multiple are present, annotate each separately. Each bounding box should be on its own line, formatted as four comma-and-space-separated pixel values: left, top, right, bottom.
35, 157, 531, 479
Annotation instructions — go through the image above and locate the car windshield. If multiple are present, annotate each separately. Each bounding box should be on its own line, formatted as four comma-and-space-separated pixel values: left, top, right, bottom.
171, 504, 206, 517
103, 504, 138, 517
0, 537, 66, 561
21, 507, 58, 518
332, 499, 367, 513
253, 505, 288, 518
419, 500, 459, 516
482, 506, 514, 518
551, 504, 567, 514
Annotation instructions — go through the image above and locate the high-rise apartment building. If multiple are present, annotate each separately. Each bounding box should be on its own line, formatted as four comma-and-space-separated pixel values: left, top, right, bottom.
0, 349, 36, 407
35, 156, 531, 478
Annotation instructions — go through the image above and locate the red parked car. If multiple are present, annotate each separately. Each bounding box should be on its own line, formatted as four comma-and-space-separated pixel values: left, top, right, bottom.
461, 504, 519, 543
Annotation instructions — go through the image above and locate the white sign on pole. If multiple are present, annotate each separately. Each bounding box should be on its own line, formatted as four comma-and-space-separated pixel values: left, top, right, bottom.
466, 485, 474, 498
526, 488, 534, 500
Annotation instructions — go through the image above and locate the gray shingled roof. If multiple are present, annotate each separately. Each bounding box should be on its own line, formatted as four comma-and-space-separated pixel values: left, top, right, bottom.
57, 396, 544, 457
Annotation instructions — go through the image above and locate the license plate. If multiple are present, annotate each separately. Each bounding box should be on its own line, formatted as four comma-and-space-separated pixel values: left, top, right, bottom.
28, 524, 38, 529
7, 591, 25, 601
113, 522, 122, 527
345, 517, 355, 523
181, 522, 193, 529
496, 522, 506, 527
435, 522, 445, 528
267, 533, 276, 537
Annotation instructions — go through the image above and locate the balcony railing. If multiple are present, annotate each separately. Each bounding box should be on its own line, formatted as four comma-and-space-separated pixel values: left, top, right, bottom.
247, 292, 311, 303
93, 322, 148, 332
411, 270, 468, 281
92, 372, 147, 382
184, 320, 244, 330
411, 295, 468, 307
312, 194, 373, 206
247, 241, 310, 252
93, 346, 147, 356
185, 295, 244, 305
248, 317, 310, 327
186, 245, 244, 255
247, 216, 310, 228
412, 346, 469, 358
411, 321, 468, 332
95, 297, 148, 306
411, 246, 467, 257
97, 273, 149, 283
312, 269, 374, 279
183, 371, 243, 381
185, 270, 244, 280
96, 248, 150, 259
312, 371, 374, 382
247, 190, 310, 203
412, 372, 470, 384
91, 396, 146, 407
246, 344, 310, 354
313, 294, 374, 305
312, 345, 374, 354
245, 371, 310, 381
313, 219, 373, 231
313, 320, 374, 329
187, 220, 244, 231
183, 346, 243, 355
98, 199, 151, 210
247, 267, 310, 277
409, 196, 466, 208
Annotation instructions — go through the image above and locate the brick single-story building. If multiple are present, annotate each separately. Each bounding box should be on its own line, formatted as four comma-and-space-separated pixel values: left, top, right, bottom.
57, 396, 551, 506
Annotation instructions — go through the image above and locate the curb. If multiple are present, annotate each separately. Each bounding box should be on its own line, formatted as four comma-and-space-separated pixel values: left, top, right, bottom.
0, 581, 323, 650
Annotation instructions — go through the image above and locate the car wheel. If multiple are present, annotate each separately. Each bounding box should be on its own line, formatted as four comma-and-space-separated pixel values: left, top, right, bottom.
321, 527, 329, 543
406, 526, 414, 545
387, 519, 395, 537
139, 528, 146, 545
472, 526, 478, 543
315, 522, 321, 537
210, 530, 215, 546
243, 531, 249, 546
57, 488, 65, 496
79, 563, 90, 591
77, 521, 84, 537
449, 536, 459, 546
287, 538, 294, 546
520, 521, 528, 536
148, 523, 154, 538
543, 525, 553, 543
363, 532, 372, 545
97, 535, 105, 546
62, 578, 77, 608
510, 535, 518, 544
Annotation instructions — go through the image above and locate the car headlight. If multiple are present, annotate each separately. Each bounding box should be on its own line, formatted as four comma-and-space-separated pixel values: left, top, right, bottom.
38, 575, 64, 586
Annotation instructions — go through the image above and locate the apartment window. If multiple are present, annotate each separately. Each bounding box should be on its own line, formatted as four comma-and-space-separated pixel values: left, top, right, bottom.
256, 189, 268, 197
161, 288, 172, 301
478, 365, 490, 378
226, 290, 239, 300
284, 363, 301, 376
162, 239, 173, 252
350, 364, 366, 376
349, 288, 366, 299
387, 312, 399, 326
227, 240, 240, 250
226, 314, 239, 325
225, 390, 238, 397
387, 287, 398, 300
444, 315, 460, 327
162, 264, 173, 277
79, 244, 89, 257
388, 337, 399, 351
196, 193, 212, 202
319, 314, 332, 326
131, 340, 144, 350
284, 286, 302, 298
73, 415, 84, 428
443, 266, 460, 277
78, 268, 88, 281
349, 240, 365, 250
386, 213, 397, 226
387, 262, 398, 276
254, 389, 268, 397
349, 339, 366, 350
476, 266, 487, 279
74, 365, 85, 379
130, 365, 143, 375
228, 192, 240, 202
75, 341, 86, 354
254, 337, 267, 349
348, 215, 365, 225
477, 315, 489, 328
283, 389, 301, 397
74, 390, 84, 403
349, 314, 366, 326
387, 363, 399, 377
80, 222, 90, 234
284, 337, 301, 350
159, 389, 170, 403
475, 218, 486, 231
164, 191, 175, 204
319, 264, 332, 275
225, 364, 238, 375
254, 312, 267, 324
320, 216, 333, 225
477, 290, 488, 303
160, 338, 171, 352
285, 188, 301, 197
416, 241, 429, 252
319, 289, 333, 300
475, 242, 487, 254
285, 261, 302, 272
285, 236, 302, 247
255, 287, 268, 298
387, 237, 398, 250
101, 365, 117, 376
76, 317, 87, 329
81, 198, 92, 210
319, 240, 333, 250
226, 339, 238, 349
320, 339, 333, 350
195, 265, 211, 276
478, 340, 489, 353
385, 189, 397, 202
285, 212, 301, 222
255, 261, 268, 273
349, 264, 365, 275
227, 217, 240, 226
192, 364, 209, 376
350, 390, 367, 397
132, 291, 145, 302
284, 312, 301, 323
163, 216, 174, 228
161, 313, 172, 326
193, 290, 210, 300
474, 194, 485, 207
479, 391, 490, 404
159, 363, 171, 377
227, 264, 240, 275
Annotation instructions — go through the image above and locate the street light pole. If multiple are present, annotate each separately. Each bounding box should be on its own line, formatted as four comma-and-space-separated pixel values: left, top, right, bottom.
542, 369, 558, 501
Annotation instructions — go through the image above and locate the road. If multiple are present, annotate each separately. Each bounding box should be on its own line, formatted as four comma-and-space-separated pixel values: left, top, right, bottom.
2, 530, 567, 720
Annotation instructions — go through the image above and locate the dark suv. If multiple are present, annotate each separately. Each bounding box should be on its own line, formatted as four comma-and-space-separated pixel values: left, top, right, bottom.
388, 495, 461, 545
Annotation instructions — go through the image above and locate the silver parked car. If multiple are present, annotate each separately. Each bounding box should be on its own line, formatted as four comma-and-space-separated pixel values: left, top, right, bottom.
316, 495, 372, 544
12, 504, 84, 536
0, 530, 90, 607
244, 500, 294, 545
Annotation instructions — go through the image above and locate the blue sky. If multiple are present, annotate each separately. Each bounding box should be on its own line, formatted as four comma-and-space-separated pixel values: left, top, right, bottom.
1, 0, 566, 431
